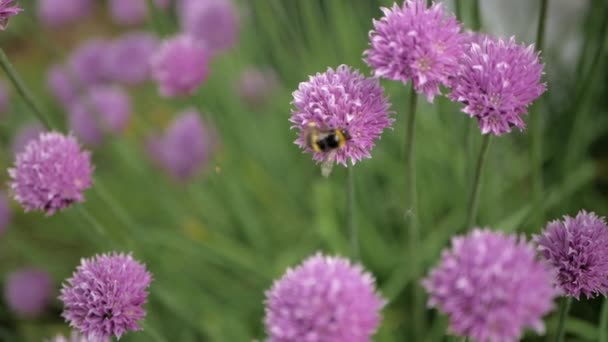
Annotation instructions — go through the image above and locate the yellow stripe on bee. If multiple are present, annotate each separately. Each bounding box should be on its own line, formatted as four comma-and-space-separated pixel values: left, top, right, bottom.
335, 130, 347, 148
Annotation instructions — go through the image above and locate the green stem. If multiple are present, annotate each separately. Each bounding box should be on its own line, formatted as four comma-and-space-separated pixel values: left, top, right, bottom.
600, 297, 608, 342
0, 48, 54, 130
145, 0, 167, 36
555, 297, 572, 342
405, 86, 423, 339
472, 0, 482, 30
454, 0, 462, 21
465, 135, 491, 229
347, 166, 358, 259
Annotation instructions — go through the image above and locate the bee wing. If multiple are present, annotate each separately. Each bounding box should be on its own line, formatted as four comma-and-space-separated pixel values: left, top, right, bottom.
320, 150, 337, 178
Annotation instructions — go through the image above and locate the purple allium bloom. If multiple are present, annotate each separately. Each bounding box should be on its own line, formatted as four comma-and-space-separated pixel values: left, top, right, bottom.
535, 210, 608, 299
179, 0, 239, 55
0, 0, 22, 30
423, 229, 557, 342
151, 35, 210, 97
37, 0, 92, 27
47, 64, 78, 107
448, 36, 546, 135
290, 65, 393, 166
68, 39, 110, 87
364, 0, 464, 102
4, 268, 53, 318
0, 191, 10, 236
60, 252, 152, 341
8, 132, 94, 215
48, 332, 109, 342
104, 32, 159, 85
109, 0, 170, 26
238, 67, 278, 109
69, 86, 132, 146
11, 122, 45, 154
147, 110, 214, 181
264, 253, 385, 342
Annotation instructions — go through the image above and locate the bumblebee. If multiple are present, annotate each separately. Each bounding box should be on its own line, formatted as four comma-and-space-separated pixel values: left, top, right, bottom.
305, 122, 351, 153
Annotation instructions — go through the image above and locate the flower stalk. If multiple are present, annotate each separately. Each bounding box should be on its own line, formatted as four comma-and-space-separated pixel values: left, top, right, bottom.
555, 296, 572, 342
347, 166, 359, 259
465, 135, 491, 229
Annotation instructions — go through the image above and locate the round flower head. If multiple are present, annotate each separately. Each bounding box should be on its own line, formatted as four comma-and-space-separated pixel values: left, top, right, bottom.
423, 229, 557, 342
238, 67, 278, 109
48, 332, 109, 342
290, 65, 393, 167
264, 253, 385, 342
0, 0, 22, 30
535, 210, 608, 299
68, 39, 110, 87
69, 86, 132, 146
48, 64, 78, 107
151, 35, 210, 97
179, 0, 239, 55
12, 122, 45, 154
448, 36, 546, 135
60, 252, 152, 341
4, 268, 53, 318
37, 0, 92, 27
0, 191, 10, 236
364, 0, 464, 102
8, 132, 94, 215
104, 32, 159, 85
108, 0, 170, 26
147, 110, 214, 181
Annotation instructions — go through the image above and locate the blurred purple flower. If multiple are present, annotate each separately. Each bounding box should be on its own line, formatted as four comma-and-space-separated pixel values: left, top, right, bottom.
37, 0, 92, 27
535, 210, 608, 299
238, 67, 278, 109
0, 191, 10, 236
179, 0, 239, 55
11, 122, 45, 154
69, 86, 132, 146
151, 35, 210, 97
265, 253, 385, 342
60, 252, 152, 341
47, 64, 78, 107
104, 32, 159, 85
423, 229, 557, 342
68, 39, 110, 87
290, 65, 393, 166
109, 0, 170, 26
147, 110, 214, 181
4, 268, 52, 318
364, 0, 464, 102
0, 80, 9, 115
0, 0, 22, 30
48, 332, 109, 342
8, 132, 94, 215
448, 36, 546, 135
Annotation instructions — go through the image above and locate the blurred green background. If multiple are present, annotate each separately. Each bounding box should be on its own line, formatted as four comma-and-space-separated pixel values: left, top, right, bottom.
0, 0, 607, 341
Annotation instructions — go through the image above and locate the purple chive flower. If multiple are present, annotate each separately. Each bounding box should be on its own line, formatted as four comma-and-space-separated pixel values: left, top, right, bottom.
11, 122, 45, 154
48, 332, 109, 342
448, 36, 546, 135
364, 0, 464, 102
0, 191, 10, 236
60, 252, 152, 341
423, 229, 557, 342
535, 210, 608, 299
4, 268, 53, 318
47, 64, 78, 107
290, 65, 393, 166
69, 86, 132, 146
151, 35, 210, 97
68, 39, 110, 87
147, 110, 214, 181
0, 0, 22, 30
8, 132, 94, 215
104, 32, 159, 85
109, 0, 170, 26
179, 0, 239, 55
238, 67, 278, 109
265, 253, 385, 342
37, 0, 92, 27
